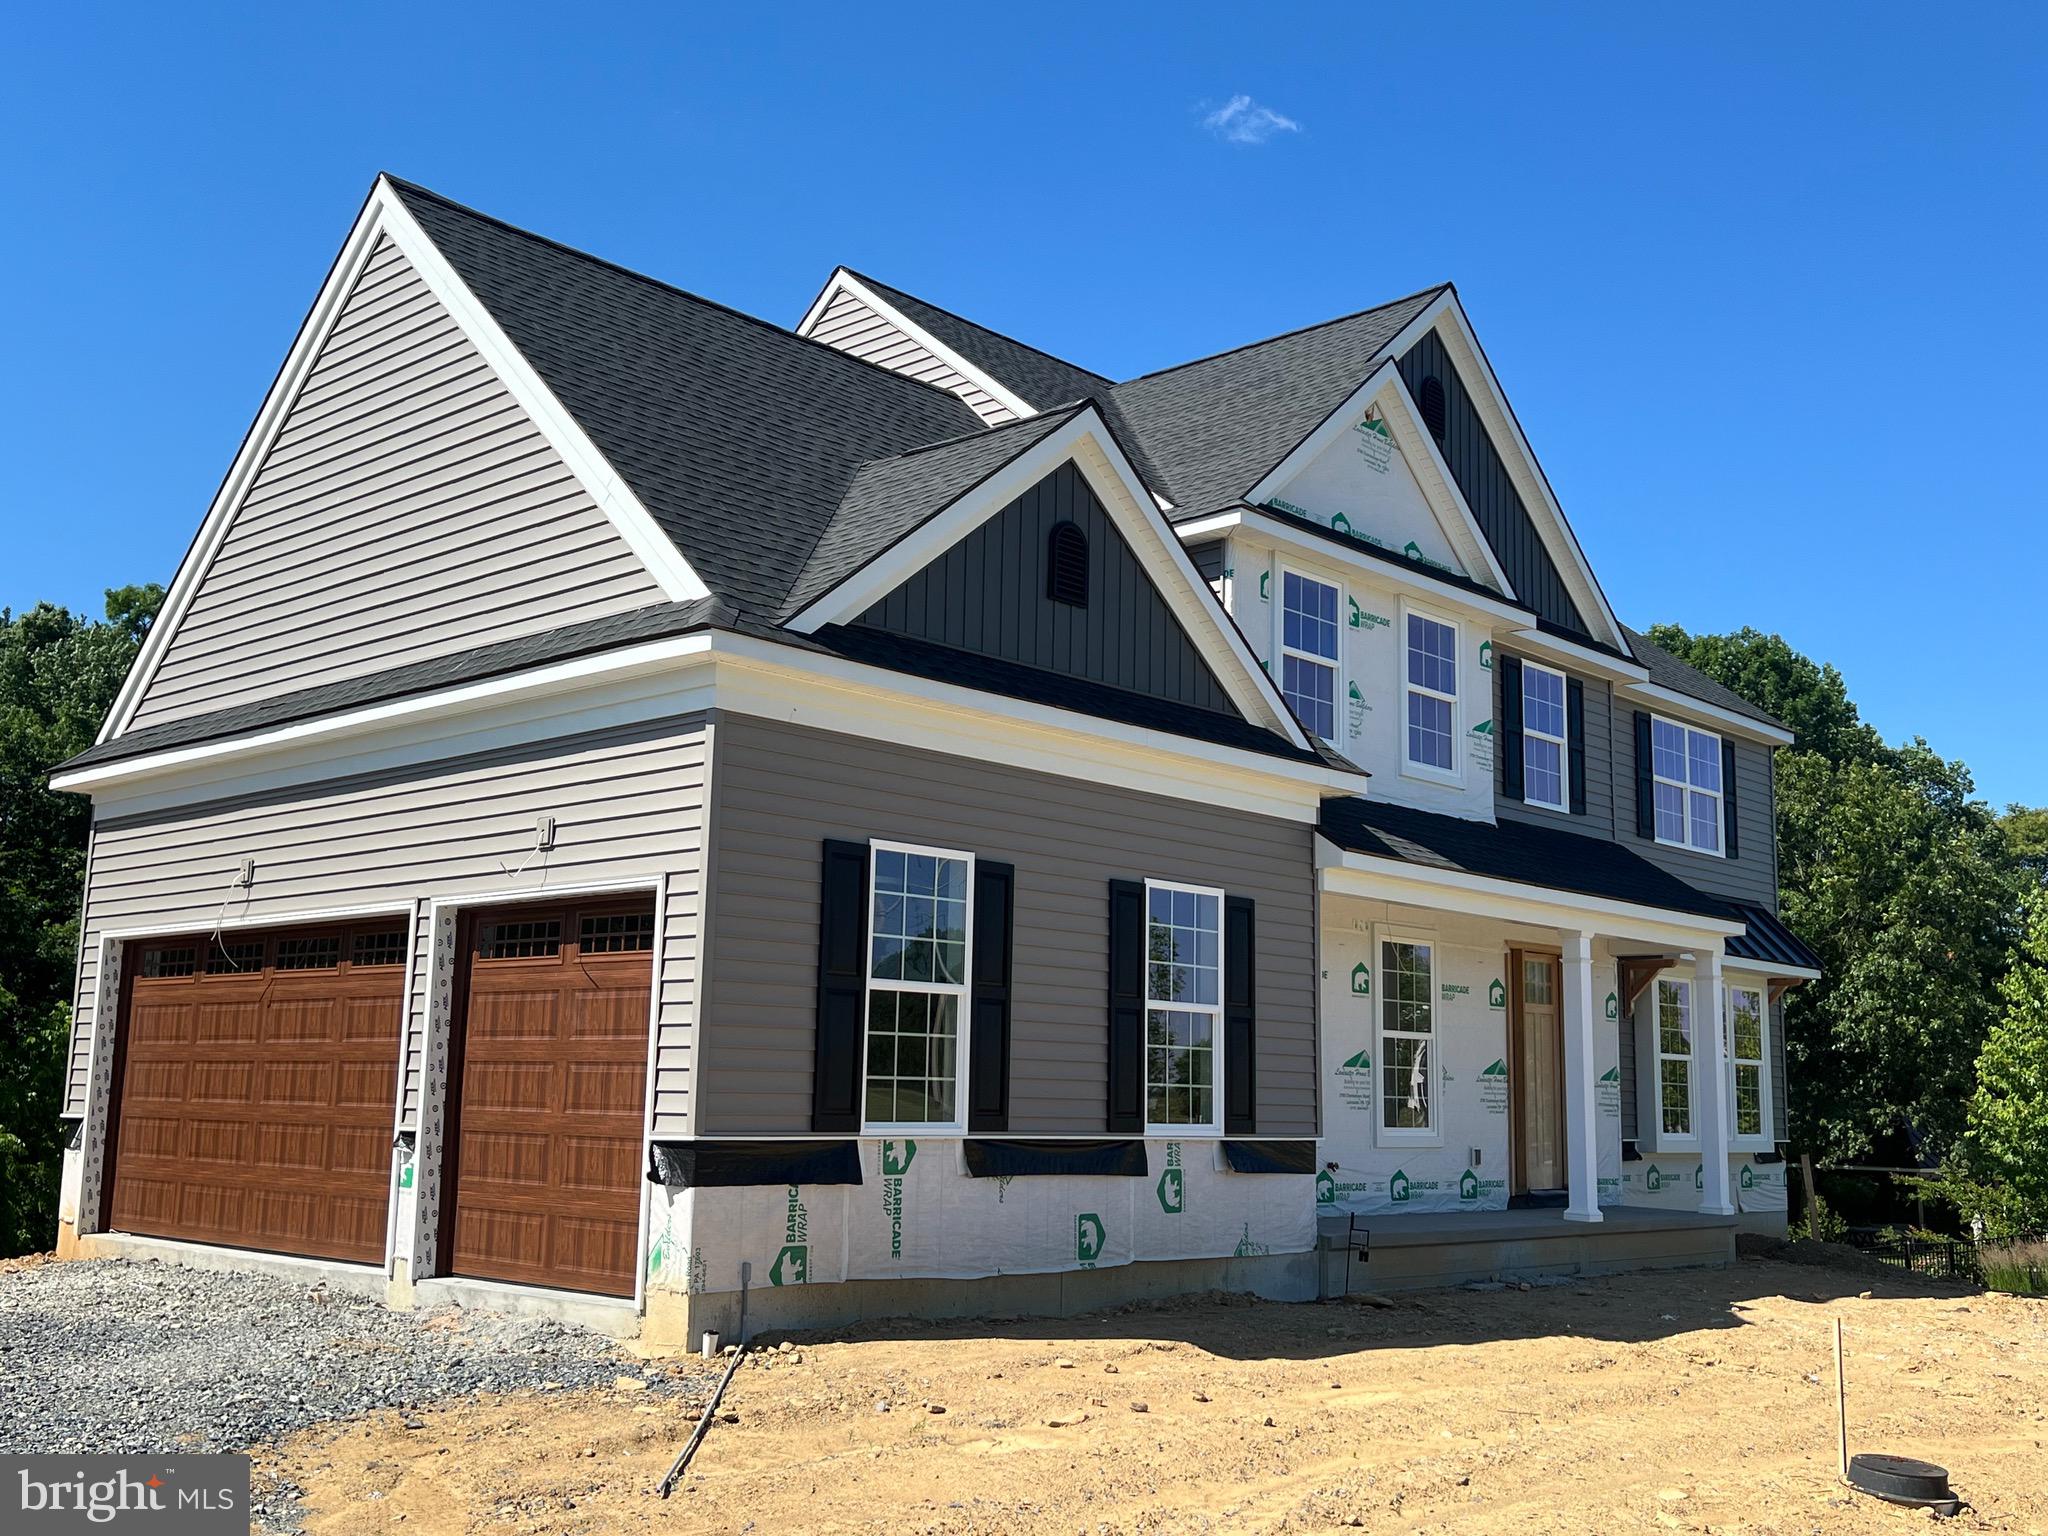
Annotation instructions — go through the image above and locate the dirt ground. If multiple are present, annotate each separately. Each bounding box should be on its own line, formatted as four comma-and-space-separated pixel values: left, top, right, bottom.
268, 1257, 2047, 1535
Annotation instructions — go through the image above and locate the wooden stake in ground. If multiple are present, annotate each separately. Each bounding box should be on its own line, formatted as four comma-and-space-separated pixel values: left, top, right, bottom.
1833, 1316, 1849, 1482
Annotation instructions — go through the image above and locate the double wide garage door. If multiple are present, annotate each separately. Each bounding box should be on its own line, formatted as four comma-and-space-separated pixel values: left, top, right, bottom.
104, 920, 410, 1264
104, 899, 653, 1296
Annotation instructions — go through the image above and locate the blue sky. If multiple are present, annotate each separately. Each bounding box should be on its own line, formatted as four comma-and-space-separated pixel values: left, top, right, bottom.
5, 5, 2043, 804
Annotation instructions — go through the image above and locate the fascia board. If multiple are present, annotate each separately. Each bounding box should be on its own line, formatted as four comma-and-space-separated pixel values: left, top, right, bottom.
1620, 681, 1794, 746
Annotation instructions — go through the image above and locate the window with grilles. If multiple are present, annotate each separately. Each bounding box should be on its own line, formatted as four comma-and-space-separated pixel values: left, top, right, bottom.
579, 912, 655, 954
141, 946, 197, 978
480, 919, 562, 960
351, 930, 408, 967
275, 935, 341, 970
205, 939, 265, 974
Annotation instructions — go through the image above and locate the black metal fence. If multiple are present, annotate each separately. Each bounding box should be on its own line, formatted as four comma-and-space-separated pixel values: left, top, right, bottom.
1844, 1228, 1983, 1284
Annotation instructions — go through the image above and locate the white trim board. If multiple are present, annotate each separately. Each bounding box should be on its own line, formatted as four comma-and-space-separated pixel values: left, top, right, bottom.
1375, 291, 1629, 654
785, 404, 1314, 752
796, 268, 1038, 422
1619, 681, 1794, 747
97, 176, 709, 746
1244, 358, 1516, 598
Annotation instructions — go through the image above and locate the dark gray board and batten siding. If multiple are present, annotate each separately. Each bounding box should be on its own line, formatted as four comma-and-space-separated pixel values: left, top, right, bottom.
126, 235, 667, 733
855, 462, 1239, 719
698, 714, 1318, 1137
63, 719, 709, 1134
1396, 331, 1586, 638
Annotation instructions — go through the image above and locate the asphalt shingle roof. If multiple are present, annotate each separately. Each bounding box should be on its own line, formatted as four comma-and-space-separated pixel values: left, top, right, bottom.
1621, 626, 1788, 731
843, 271, 1117, 412
389, 180, 984, 617
780, 406, 1082, 621
1317, 794, 1735, 921
1107, 286, 1448, 517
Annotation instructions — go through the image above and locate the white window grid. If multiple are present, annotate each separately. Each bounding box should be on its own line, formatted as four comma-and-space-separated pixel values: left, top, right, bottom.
1404, 609, 1459, 779
1143, 879, 1225, 1135
1522, 660, 1569, 811
1729, 984, 1768, 1141
862, 839, 975, 1134
1651, 714, 1724, 854
1378, 934, 1437, 1140
1655, 977, 1695, 1141
1280, 570, 1341, 744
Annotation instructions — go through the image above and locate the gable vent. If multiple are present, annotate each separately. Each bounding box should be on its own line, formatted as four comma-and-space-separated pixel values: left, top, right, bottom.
1046, 521, 1089, 607
1419, 374, 1448, 442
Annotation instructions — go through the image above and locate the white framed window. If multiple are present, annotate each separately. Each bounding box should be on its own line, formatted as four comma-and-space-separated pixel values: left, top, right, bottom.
1144, 880, 1224, 1133
1729, 983, 1768, 1142
863, 840, 973, 1132
1651, 715, 1723, 854
1521, 661, 1569, 811
1403, 608, 1459, 779
1655, 977, 1695, 1142
1377, 933, 1437, 1140
1280, 570, 1340, 743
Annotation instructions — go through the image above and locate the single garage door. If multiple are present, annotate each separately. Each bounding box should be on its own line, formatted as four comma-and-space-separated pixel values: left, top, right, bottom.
441, 898, 653, 1297
102, 919, 409, 1265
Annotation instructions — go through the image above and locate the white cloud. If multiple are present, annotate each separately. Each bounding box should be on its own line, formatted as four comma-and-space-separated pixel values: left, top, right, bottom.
1202, 94, 1301, 146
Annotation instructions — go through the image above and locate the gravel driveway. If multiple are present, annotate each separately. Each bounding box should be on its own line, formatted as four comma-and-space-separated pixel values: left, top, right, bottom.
0, 1257, 707, 1530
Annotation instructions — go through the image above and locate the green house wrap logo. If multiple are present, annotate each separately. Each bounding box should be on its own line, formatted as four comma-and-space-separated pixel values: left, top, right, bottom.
1487, 978, 1506, 1010
1339, 1047, 1372, 1072
1350, 962, 1371, 996
1480, 1058, 1508, 1079
1076, 1212, 1107, 1266
880, 1140, 916, 1260
1389, 1169, 1412, 1203
1478, 639, 1494, 671
1157, 1142, 1185, 1215
1459, 1168, 1480, 1202
1645, 1164, 1665, 1193
1605, 991, 1620, 1021
771, 1183, 809, 1286
1740, 1164, 1755, 1190
1259, 570, 1270, 603
1316, 1169, 1336, 1206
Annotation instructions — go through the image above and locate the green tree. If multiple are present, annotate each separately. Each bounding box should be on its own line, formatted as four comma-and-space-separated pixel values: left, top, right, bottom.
0, 585, 161, 1255
2000, 804, 2048, 889
1647, 625, 2024, 1165
1950, 890, 2048, 1231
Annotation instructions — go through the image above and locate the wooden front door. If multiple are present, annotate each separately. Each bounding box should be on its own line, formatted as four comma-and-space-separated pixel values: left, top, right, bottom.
102, 920, 408, 1264
1508, 950, 1565, 1194
441, 898, 654, 1297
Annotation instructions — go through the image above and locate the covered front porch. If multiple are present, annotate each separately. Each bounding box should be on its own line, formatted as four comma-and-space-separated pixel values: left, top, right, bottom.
1313, 798, 1787, 1235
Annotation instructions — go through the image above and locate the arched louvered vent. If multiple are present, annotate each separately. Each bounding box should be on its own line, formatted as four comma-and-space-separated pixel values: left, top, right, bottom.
1419, 374, 1448, 442
1046, 521, 1089, 607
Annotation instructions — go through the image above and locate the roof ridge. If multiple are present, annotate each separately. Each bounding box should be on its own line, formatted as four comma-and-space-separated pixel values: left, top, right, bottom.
380, 175, 983, 416
858, 401, 1082, 467
841, 268, 1117, 390
1115, 282, 1452, 388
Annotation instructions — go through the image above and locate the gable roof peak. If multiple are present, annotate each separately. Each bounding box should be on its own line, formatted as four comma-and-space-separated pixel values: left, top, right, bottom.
1116, 281, 1453, 388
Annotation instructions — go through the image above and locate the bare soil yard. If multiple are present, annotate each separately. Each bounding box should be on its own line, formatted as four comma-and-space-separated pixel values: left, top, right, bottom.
270, 1257, 2046, 1535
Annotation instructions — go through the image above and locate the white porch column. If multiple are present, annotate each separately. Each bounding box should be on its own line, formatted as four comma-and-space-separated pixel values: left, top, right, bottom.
1695, 946, 1735, 1215
1560, 929, 1602, 1223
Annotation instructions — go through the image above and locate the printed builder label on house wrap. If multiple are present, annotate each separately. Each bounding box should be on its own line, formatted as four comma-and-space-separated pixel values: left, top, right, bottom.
5, 1455, 250, 1533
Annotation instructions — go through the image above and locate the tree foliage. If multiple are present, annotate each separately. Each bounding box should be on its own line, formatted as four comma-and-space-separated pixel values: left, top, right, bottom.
1947, 891, 2048, 1232
1646, 624, 2029, 1167
0, 586, 161, 1256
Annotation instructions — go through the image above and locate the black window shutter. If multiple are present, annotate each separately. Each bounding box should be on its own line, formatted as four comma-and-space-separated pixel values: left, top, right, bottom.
812, 840, 870, 1132
1633, 711, 1656, 840
1498, 655, 1524, 800
1722, 741, 1740, 859
968, 860, 1016, 1131
1224, 896, 1257, 1135
1567, 678, 1588, 816
1106, 879, 1145, 1134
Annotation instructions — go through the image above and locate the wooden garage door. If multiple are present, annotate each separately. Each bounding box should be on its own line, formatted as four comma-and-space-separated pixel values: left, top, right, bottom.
441, 899, 653, 1297
102, 920, 408, 1265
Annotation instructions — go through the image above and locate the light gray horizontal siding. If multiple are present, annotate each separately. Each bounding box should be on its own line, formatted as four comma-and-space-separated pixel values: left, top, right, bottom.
127, 235, 666, 731
1492, 659, 1617, 838
1611, 703, 1779, 910
64, 718, 709, 1134
808, 288, 1014, 425
700, 714, 1317, 1136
